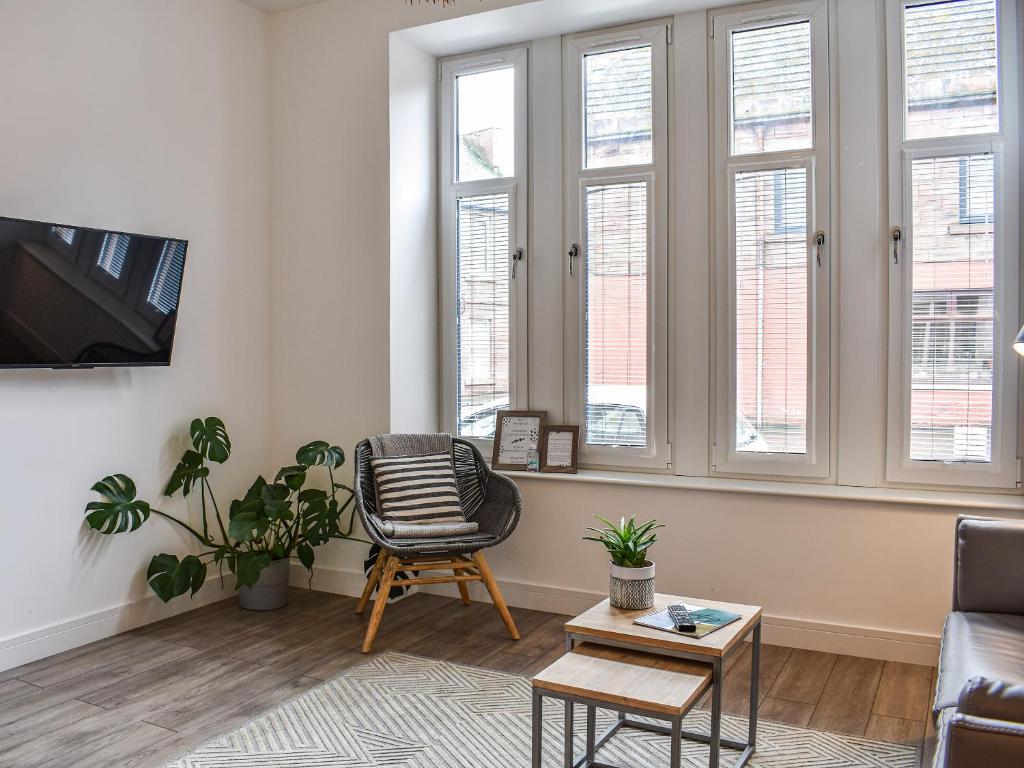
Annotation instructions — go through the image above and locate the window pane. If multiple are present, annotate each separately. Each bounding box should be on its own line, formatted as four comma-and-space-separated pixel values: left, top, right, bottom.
457, 67, 515, 182
147, 241, 186, 315
97, 233, 130, 279
731, 21, 812, 155
909, 154, 994, 462
584, 46, 653, 169
585, 182, 648, 447
904, 0, 998, 140
456, 194, 510, 438
734, 167, 808, 454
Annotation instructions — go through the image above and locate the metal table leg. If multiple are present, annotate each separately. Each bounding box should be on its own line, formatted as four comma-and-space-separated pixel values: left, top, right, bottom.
710, 657, 722, 768
564, 699, 574, 768
670, 716, 682, 768
586, 706, 596, 766
748, 622, 761, 750
564, 634, 574, 768
532, 689, 543, 768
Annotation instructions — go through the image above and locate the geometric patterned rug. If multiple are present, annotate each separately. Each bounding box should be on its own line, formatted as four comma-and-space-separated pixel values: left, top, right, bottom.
162, 652, 920, 767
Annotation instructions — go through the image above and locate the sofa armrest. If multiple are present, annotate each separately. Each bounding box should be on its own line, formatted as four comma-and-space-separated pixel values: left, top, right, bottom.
953, 516, 1024, 614
958, 677, 1024, 724
940, 713, 1024, 768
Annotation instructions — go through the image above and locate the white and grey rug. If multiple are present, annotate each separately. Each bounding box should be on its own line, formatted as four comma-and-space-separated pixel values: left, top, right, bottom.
163, 652, 919, 768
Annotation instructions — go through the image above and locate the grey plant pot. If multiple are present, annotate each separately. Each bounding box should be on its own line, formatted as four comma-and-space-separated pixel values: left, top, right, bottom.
238, 558, 290, 611
609, 560, 655, 610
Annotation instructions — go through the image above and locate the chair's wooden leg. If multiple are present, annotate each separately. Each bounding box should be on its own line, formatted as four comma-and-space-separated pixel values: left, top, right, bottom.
362, 555, 399, 653
473, 551, 519, 641
456, 568, 472, 606
356, 549, 387, 615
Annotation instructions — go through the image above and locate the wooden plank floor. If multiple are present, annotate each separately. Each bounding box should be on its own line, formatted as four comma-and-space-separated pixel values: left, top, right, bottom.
0, 590, 935, 767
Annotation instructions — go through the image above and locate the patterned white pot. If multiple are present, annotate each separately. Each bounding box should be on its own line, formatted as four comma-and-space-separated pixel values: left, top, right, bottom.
609, 560, 655, 610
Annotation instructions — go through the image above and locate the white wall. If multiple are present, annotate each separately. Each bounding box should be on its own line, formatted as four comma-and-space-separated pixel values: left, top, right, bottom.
388, 33, 439, 434
0, 0, 272, 669
492, 478, 957, 663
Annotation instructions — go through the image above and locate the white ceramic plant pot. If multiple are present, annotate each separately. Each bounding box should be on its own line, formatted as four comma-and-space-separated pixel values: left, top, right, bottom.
609, 560, 655, 610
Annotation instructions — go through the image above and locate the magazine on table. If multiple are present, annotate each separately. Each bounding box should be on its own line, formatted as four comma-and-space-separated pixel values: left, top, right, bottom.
634, 604, 742, 639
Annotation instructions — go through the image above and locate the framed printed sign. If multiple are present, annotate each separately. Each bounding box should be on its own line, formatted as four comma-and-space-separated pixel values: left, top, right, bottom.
492, 411, 546, 471
541, 425, 579, 473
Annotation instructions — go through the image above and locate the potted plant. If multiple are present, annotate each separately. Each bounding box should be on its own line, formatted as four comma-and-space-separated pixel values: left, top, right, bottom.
584, 515, 663, 610
83, 417, 365, 611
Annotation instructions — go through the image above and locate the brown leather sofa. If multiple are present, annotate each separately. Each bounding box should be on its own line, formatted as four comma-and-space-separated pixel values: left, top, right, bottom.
926, 516, 1024, 767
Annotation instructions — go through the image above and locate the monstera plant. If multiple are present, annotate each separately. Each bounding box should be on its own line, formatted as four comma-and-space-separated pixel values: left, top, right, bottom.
84, 417, 362, 603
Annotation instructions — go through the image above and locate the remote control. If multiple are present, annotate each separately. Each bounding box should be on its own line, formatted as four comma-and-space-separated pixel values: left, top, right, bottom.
667, 604, 697, 633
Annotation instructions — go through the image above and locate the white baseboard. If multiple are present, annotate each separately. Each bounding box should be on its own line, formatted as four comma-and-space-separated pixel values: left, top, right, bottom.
293, 563, 940, 666
2, 563, 939, 676
0, 574, 237, 674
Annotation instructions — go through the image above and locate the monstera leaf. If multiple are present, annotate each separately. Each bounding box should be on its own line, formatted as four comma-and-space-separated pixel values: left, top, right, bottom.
228, 509, 271, 543
147, 553, 206, 602
298, 489, 334, 546
85, 475, 152, 534
275, 465, 307, 492
232, 551, 272, 589
190, 417, 231, 464
296, 542, 315, 570
230, 476, 268, 518
260, 483, 293, 521
163, 450, 209, 497
296, 441, 345, 469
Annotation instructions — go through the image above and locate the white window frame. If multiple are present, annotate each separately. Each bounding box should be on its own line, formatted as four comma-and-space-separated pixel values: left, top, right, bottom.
439, 47, 529, 449
710, 0, 832, 479
562, 22, 672, 470
885, 0, 1021, 489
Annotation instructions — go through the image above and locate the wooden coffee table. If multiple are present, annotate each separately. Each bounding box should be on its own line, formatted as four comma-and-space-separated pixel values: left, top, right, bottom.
564, 594, 762, 768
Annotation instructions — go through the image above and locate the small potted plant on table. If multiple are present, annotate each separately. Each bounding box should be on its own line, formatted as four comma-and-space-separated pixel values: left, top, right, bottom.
584, 515, 663, 610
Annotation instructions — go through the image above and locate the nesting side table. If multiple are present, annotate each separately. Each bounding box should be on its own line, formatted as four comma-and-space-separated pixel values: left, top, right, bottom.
560, 594, 763, 768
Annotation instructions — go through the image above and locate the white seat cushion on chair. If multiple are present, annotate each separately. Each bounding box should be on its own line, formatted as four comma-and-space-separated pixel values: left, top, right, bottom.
370, 452, 466, 524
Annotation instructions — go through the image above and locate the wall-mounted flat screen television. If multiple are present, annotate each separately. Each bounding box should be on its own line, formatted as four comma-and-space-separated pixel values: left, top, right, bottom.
0, 216, 188, 368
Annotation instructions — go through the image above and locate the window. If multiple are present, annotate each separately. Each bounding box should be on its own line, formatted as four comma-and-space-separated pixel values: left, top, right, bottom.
902, 0, 999, 141
430, 3, 1020, 494
457, 67, 515, 182
147, 240, 186, 315
731, 21, 813, 155
563, 24, 670, 468
886, 0, 1019, 487
958, 155, 994, 225
584, 46, 653, 169
440, 48, 528, 442
773, 168, 808, 235
712, 0, 832, 478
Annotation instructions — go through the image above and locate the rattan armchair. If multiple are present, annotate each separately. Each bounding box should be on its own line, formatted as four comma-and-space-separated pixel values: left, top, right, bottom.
353, 436, 522, 652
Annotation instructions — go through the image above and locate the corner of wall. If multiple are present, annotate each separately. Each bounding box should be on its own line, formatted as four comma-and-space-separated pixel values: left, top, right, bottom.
388, 32, 440, 433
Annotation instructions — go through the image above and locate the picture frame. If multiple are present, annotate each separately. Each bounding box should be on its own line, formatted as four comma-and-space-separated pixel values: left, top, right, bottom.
541, 425, 580, 474
492, 410, 547, 471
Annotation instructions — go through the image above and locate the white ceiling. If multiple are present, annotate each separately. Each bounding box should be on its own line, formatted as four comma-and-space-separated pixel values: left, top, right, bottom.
236, 0, 325, 13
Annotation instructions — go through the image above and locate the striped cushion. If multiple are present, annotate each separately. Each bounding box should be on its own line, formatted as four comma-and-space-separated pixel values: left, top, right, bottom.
370, 452, 466, 524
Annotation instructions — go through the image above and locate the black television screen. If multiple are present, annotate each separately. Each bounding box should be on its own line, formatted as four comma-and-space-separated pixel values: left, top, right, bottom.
0, 216, 188, 368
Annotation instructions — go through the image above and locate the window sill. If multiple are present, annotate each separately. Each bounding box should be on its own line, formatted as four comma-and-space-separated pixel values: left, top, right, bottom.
499, 468, 1024, 511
